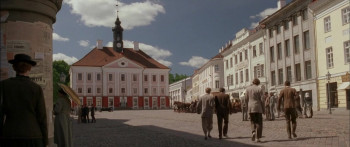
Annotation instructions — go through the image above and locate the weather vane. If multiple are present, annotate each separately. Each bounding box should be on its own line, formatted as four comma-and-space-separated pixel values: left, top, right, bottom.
116, 1, 119, 17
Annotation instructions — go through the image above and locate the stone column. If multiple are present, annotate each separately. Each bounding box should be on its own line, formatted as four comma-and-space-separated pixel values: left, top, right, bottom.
1, 0, 62, 146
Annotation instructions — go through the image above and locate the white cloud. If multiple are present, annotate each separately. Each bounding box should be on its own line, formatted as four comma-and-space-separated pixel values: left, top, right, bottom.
78, 40, 90, 47
106, 40, 172, 67
249, 7, 278, 29
53, 33, 69, 42
179, 56, 209, 68
53, 53, 78, 65
64, 0, 165, 30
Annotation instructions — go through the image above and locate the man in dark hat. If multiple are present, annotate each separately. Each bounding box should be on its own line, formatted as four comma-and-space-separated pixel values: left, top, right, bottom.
0, 54, 48, 147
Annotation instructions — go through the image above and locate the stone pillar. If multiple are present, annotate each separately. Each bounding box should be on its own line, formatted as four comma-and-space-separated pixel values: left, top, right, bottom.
1, 0, 62, 146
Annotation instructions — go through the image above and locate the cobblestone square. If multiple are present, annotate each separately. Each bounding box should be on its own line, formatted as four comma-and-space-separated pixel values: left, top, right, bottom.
73, 109, 349, 147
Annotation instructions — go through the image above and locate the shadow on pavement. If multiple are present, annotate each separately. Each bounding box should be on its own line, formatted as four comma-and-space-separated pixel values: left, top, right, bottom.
263, 136, 336, 143
72, 118, 258, 147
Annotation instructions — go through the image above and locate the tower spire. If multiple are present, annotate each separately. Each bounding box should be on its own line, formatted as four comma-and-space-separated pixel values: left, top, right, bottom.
113, 1, 123, 53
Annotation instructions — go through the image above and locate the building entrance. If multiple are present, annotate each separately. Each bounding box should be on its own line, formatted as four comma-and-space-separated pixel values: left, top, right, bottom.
346, 89, 350, 110
327, 82, 338, 108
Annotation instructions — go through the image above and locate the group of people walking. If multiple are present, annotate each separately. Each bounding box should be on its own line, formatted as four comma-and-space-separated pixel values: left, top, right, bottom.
78, 104, 96, 123
196, 78, 307, 143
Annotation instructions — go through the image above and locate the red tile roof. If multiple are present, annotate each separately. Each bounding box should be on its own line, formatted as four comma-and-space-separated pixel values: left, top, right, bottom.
72, 47, 169, 69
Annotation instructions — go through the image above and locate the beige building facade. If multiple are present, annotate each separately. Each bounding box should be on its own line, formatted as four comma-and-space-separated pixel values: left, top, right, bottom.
310, 0, 350, 110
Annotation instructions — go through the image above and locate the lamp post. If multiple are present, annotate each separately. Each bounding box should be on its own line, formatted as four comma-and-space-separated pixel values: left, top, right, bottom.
60, 72, 66, 83
326, 71, 332, 114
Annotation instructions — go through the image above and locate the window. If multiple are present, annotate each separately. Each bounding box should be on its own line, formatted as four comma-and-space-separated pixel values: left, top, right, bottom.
121, 74, 125, 81
226, 60, 229, 69
286, 66, 292, 82
87, 73, 91, 81
240, 71, 243, 83
226, 76, 230, 86
259, 43, 264, 54
144, 75, 148, 82
254, 64, 264, 78
324, 16, 331, 33
342, 6, 350, 24
253, 46, 257, 57
230, 58, 233, 67
87, 88, 91, 93
97, 73, 101, 81
161, 75, 164, 82
270, 46, 275, 62
344, 40, 350, 63
97, 88, 101, 93
133, 74, 137, 81
152, 75, 156, 82
215, 80, 220, 88
294, 35, 300, 54
121, 88, 126, 94
78, 73, 82, 81
326, 47, 334, 68
109, 88, 113, 93
277, 43, 282, 60
278, 68, 284, 85
230, 75, 233, 85
305, 61, 312, 79
235, 55, 238, 64
239, 52, 243, 62
302, 9, 308, 20
284, 20, 289, 30
133, 88, 138, 94
303, 31, 310, 50
285, 39, 290, 57
153, 88, 157, 94
276, 25, 281, 34
260, 64, 264, 77
161, 88, 165, 94
235, 73, 238, 84
96, 98, 101, 107
295, 64, 301, 81
293, 15, 298, 26
215, 64, 219, 72
271, 71, 276, 86
245, 69, 249, 82
109, 74, 113, 81
144, 88, 148, 94
78, 88, 82, 93
245, 50, 248, 60
269, 28, 273, 38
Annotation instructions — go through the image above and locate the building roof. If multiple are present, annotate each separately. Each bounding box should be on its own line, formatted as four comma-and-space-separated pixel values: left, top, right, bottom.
72, 47, 169, 69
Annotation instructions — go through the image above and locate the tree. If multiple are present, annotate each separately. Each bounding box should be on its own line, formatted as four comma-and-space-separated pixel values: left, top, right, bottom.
169, 73, 188, 84
53, 60, 70, 103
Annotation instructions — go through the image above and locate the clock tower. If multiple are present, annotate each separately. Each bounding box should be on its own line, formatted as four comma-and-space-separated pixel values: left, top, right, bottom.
112, 12, 123, 52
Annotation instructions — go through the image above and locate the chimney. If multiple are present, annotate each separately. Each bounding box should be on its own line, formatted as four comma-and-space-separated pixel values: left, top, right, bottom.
96, 40, 103, 49
133, 41, 139, 51
277, 0, 286, 10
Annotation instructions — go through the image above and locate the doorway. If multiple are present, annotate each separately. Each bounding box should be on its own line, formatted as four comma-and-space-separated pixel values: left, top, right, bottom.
120, 97, 127, 108
346, 89, 350, 110
326, 82, 338, 108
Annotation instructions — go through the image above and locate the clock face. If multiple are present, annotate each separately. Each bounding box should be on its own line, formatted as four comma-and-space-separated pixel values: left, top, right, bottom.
117, 43, 122, 48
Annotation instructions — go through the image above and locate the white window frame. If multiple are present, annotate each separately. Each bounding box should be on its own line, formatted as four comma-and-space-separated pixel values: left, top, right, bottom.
96, 97, 102, 108
144, 97, 149, 109
87, 97, 93, 106
344, 40, 350, 64
342, 6, 350, 25
160, 97, 166, 109
108, 97, 114, 108
326, 47, 334, 68
133, 97, 138, 109
152, 97, 158, 109
324, 16, 331, 33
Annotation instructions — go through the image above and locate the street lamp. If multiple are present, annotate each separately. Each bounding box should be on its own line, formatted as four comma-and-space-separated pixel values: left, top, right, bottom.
60, 72, 66, 83
326, 71, 332, 114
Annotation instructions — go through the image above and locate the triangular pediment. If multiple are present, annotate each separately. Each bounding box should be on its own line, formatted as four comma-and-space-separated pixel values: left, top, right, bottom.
104, 57, 143, 68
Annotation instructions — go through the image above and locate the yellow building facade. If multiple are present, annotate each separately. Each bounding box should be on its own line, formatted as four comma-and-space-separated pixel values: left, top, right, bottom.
310, 0, 350, 110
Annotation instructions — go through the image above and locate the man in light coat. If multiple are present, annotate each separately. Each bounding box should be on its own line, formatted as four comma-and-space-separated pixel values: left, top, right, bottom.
245, 78, 264, 143
196, 88, 215, 140
278, 81, 298, 139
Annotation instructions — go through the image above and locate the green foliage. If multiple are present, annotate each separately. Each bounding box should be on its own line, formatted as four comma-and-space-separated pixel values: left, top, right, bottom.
169, 73, 188, 84
53, 60, 70, 104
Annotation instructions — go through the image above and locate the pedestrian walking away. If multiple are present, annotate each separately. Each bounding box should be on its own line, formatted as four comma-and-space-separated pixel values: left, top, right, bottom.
245, 78, 265, 143
278, 81, 298, 140
295, 92, 303, 118
196, 88, 215, 140
264, 92, 270, 121
91, 104, 96, 123
214, 88, 232, 139
269, 92, 275, 120
240, 91, 248, 121
0, 54, 48, 147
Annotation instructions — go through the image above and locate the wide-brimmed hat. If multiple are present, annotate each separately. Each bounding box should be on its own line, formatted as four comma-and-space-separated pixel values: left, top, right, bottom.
58, 83, 81, 105
8, 54, 36, 66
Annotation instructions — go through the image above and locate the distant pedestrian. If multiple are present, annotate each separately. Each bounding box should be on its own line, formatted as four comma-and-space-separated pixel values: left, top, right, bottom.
304, 92, 313, 118
77, 105, 82, 124
215, 88, 232, 139
278, 81, 298, 139
0, 54, 48, 147
264, 92, 270, 120
83, 105, 90, 123
196, 88, 215, 140
91, 104, 96, 123
240, 92, 248, 121
295, 92, 303, 118
269, 92, 275, 120
245, 78, 265, 143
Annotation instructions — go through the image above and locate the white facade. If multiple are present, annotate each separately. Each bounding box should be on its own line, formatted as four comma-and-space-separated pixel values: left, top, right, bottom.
169, 77, 192, 104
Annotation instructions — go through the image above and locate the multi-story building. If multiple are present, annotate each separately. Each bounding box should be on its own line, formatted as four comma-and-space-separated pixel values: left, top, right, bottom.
309, 0, 350, 110
193, 53, 224, 100
70, 16, 170, 110
169, 77, 192, 105
191, 70, 200, 101
221, 28, 266, 98
260, 0, 318, 109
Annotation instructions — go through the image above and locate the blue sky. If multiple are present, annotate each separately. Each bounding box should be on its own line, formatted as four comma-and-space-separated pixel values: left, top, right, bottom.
53, 0, 291, 75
